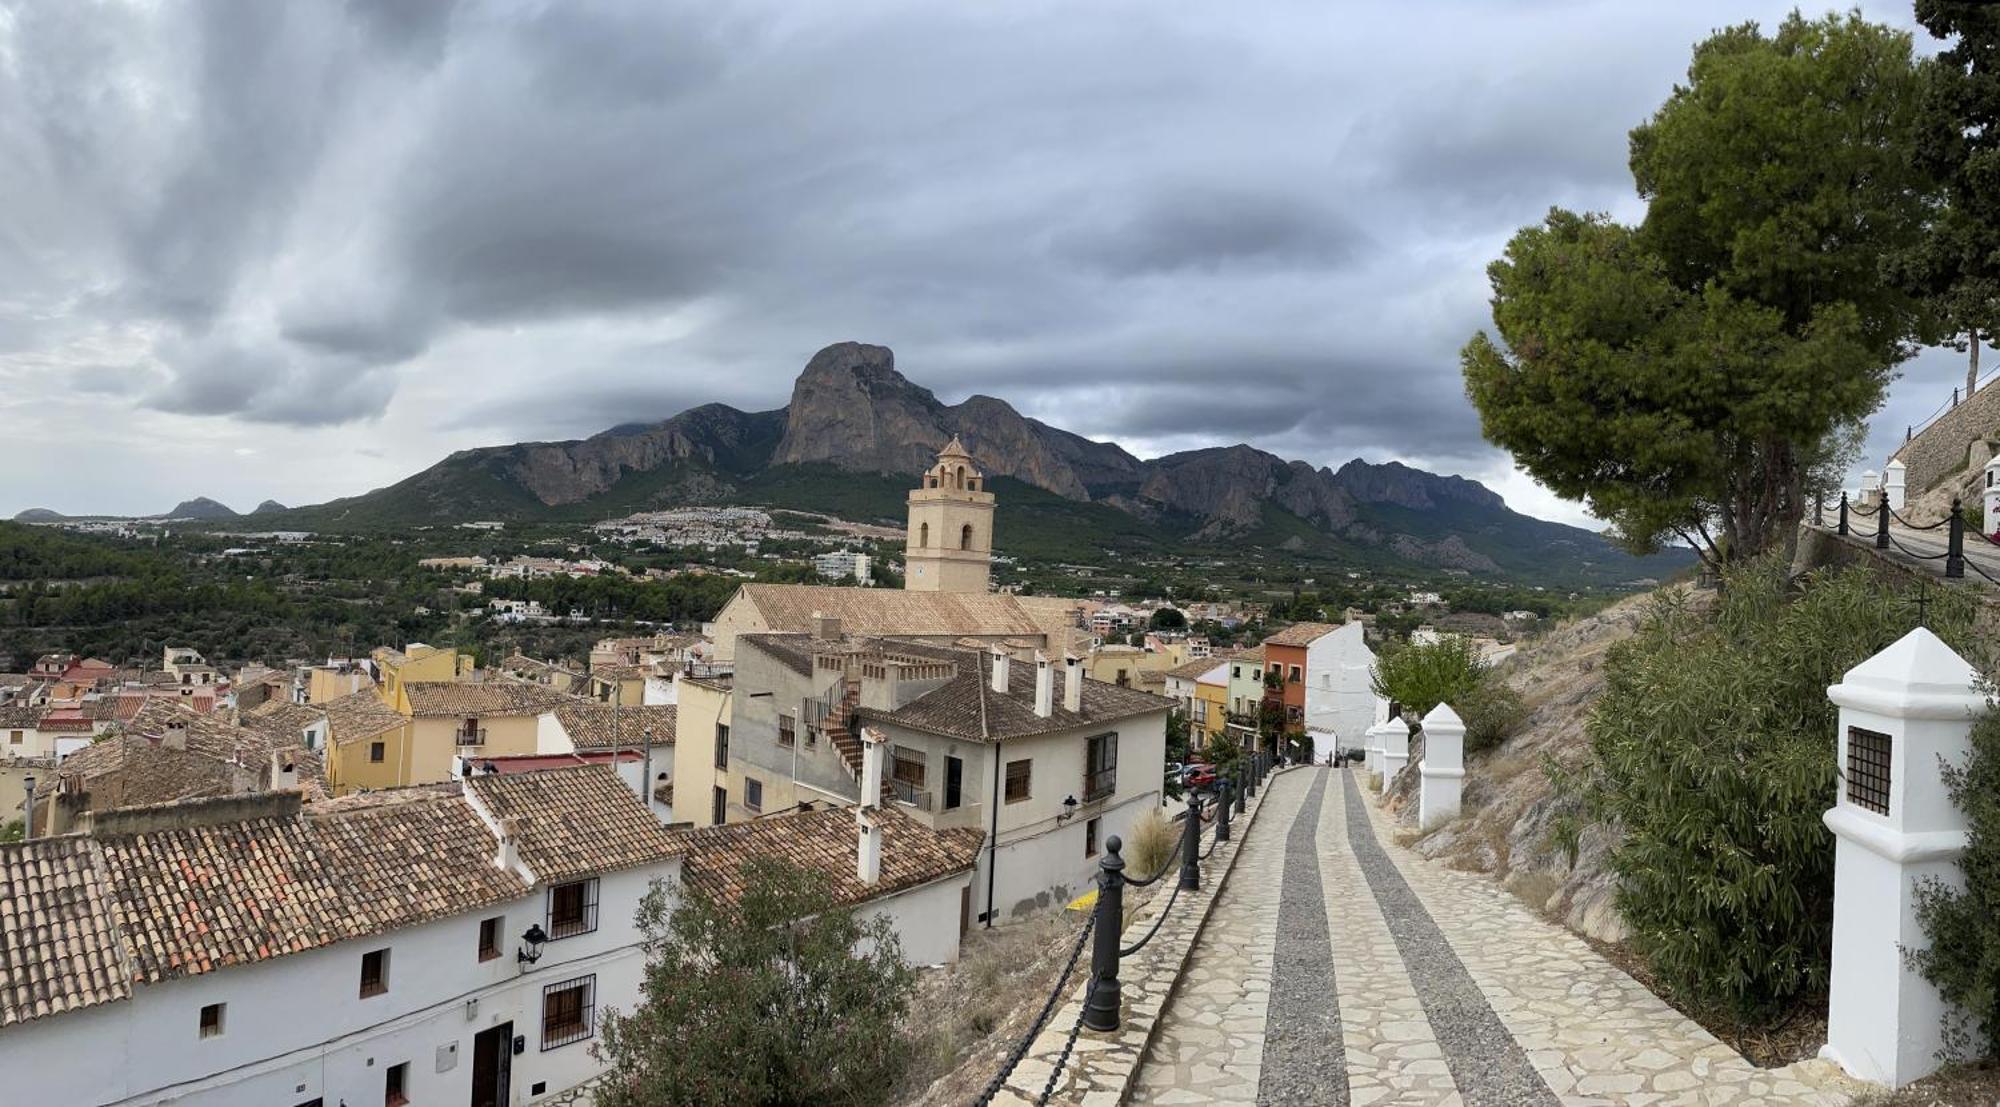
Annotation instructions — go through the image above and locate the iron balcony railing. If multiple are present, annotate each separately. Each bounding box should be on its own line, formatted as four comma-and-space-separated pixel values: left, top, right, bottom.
889, 778, 933, 810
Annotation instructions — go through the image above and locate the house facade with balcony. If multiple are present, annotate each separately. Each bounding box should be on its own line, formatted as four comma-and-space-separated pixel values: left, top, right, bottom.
725, 626, 1170, 926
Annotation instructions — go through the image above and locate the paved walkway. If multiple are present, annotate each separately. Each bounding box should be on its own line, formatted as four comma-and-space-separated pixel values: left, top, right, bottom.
1133, 767, 1861, 1106
1806, 508, 2000, 585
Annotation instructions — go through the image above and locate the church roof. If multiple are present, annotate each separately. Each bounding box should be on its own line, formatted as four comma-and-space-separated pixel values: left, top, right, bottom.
726, 584, 1078, 643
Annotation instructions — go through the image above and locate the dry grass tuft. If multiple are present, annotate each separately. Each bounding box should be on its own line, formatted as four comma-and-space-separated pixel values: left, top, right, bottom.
1126, 806, 1178, 878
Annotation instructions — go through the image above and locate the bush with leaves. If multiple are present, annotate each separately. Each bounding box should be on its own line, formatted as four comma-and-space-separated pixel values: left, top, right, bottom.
1913, 699, 2000, 1061
595, 858, 916, 1107
1571, 558, 1980, 1019
1371, 633, 1522, 755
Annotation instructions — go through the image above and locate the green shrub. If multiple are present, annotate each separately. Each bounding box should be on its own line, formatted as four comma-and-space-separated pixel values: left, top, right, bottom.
1575, 557, 1980, 1018
1372, 632, 1524, 754
1913, 701, 2000, 1060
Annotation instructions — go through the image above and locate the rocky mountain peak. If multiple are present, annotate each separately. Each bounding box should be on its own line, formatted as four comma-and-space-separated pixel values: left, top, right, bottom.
159, 497, 239, 520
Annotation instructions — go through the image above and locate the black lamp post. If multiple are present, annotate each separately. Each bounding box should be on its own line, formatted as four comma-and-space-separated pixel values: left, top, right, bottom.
21, 775, 34, 841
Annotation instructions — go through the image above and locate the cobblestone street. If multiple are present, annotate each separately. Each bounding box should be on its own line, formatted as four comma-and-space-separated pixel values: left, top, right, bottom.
1133, 767, 1866, 1106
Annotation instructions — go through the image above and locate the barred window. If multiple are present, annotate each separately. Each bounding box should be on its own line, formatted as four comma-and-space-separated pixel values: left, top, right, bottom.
542, 975, 596, 1050
547, 878, 599, 939
1847, 727, 1892, 816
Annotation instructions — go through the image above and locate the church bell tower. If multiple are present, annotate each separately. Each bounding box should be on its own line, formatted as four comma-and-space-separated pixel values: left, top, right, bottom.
905, 437, 995, 593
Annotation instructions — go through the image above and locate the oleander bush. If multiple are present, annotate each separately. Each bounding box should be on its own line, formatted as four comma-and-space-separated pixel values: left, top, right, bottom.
1913, 702, 2000, 1061
1571, 557, 1980, 1019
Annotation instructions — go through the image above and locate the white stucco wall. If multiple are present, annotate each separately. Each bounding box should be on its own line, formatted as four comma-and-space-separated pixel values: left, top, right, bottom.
862, 872, 971, 967
1304, 623, 1376, 751
0, 864, 675, 1106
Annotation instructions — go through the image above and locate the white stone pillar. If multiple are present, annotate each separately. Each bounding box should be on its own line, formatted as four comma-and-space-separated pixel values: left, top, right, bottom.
1862, 470, 1881, 509
1983, 456, 2000, 535
1372, 717, 1409, 789
1821, 628, 1980, 1088
1884, 460, 1907, 512
1418, 704, 1464, 830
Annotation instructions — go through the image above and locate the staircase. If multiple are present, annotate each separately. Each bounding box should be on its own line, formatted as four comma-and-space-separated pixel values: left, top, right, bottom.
822, 679, 897, 804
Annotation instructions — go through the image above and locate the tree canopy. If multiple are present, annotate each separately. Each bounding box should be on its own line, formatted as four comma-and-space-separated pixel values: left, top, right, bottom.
1897, 2, 2000, 396
595, 859, 916, 1107
1463, 13, 1929, 565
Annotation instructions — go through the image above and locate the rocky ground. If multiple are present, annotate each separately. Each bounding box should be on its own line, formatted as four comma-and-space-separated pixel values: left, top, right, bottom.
1379, 590, 1680, 945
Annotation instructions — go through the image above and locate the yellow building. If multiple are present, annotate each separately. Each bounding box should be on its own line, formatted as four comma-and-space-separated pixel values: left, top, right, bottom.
1193, 670, 1230, 748
398, 681, 573, 784
587, 665, 648, 707
372, 644, 472, 711
321, 690, 413, 795
670, 673, 734, 827
305, 664, 372, 706
1085, 644, 1185, 688
904, 437, 995, 594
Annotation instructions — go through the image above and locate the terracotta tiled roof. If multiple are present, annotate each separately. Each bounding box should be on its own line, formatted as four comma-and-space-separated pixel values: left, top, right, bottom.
239, 699, 323, 743
1261, 622, 1340, 648
588, 663, 646, 682
97, 792, 522, 986
1163, 658, 1226, 682
321, 690, 406, 745
550, 703, 676, 750
672, 805, 980, 910
402, 681, 579, 718
0, 837, 130, 1028
741, 633, 964, 677
0, 705, 40, 729
861, 649, 1172, 742
465, 766, 680, 882
731, 584, 1075, 641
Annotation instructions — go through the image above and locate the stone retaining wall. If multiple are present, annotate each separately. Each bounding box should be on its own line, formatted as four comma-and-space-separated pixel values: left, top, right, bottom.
1892, 381, 2000, 496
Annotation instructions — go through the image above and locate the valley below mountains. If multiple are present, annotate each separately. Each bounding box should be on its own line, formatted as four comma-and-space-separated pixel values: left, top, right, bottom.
200, 343, 1689, 586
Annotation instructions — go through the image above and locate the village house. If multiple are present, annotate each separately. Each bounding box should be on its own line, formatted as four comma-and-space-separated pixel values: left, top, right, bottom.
499, 653, 588, 695
340, 681, 579, 793
714, 626, 1170, 925
1225, 647, 1266, 737
669, 670, 735, 828
1160, 657, 1230, 748
536, 701, 677, 818
0, 766, 681, 1106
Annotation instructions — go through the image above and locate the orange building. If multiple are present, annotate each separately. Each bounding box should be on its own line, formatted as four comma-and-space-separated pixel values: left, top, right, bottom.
1257, 622, 1338, 752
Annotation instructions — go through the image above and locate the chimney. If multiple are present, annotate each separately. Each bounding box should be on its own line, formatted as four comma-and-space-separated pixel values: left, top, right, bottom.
1034, 652, 1053, 718
1063, 655, 1084, 714
811, 611, 841, 640
990, 645, 1010, 693
857, 727, 885, 885
269, 750, 299, 792
495, 816, 522, 874
162, 721, 188, 751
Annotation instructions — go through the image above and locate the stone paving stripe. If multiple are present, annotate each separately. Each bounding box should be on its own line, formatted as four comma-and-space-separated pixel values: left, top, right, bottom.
1339, 769, 1559, 1107
1256, 770, 1348, 1107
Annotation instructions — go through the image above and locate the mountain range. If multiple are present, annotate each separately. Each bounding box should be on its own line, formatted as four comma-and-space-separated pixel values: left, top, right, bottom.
18, 342, 1685, 586
252, 342, 1681, 585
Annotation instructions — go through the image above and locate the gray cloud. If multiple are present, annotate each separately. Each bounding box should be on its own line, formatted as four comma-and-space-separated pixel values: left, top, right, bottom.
0, 0, 1943, 519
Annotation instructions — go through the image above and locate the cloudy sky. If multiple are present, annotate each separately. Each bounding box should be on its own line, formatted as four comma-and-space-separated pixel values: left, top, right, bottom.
0, 0, 1967, 524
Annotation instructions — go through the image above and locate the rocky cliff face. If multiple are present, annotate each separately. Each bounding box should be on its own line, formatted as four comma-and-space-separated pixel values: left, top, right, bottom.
437, 404, 784, 508
769, 342, 1138, 500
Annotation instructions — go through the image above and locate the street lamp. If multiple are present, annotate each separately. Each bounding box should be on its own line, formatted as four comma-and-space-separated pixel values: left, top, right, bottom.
517, 923, 548, 965
20, 775, 34, 841
1056, 794, 1079, 824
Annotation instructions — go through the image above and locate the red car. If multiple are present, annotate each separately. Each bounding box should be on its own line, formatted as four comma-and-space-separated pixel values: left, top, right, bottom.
1181, 763, 1218, 789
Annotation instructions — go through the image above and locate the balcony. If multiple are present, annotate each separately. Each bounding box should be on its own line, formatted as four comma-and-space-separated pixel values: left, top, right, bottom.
888, 777, 933, 811
1082, 766, 1117, 802
456, 727, 487, 746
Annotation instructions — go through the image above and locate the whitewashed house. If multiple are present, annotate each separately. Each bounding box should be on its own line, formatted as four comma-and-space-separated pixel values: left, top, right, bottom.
0, 765, 682, 1107
725, 633, 1172, 926
1294, 622, 1377, 761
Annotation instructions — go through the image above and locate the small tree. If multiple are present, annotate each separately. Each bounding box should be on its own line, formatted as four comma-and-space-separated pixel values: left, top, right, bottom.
595, 859, 916, 1107
1148, 606, 1187, 631
1371, 633, 1521, 755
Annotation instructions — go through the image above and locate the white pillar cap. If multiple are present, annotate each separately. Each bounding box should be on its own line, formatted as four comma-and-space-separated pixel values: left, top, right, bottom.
1828, 628, 1984, 720
1421, 702, 1465, 736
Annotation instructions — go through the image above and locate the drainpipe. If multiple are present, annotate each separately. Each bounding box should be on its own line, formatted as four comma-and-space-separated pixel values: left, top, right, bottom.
985, 739, 1002, 929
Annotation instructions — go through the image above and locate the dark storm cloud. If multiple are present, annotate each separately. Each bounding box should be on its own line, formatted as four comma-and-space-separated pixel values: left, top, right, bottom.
0, 0, 1939, 514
